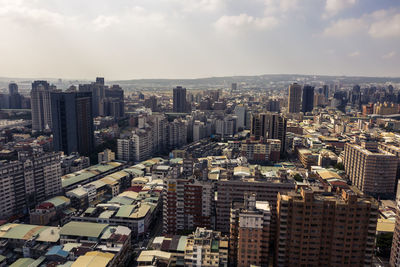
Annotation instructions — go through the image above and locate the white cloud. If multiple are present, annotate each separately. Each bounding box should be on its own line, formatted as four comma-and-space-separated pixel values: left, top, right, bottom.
322, 8, 400, 39
215, 13, 278, 32
383, 51, 397, 59
369, 13, 400, 38
323, 17, 366, 37
324, 0, 357, 18
92, 15, 120, 31
348, 51, 360, 57
0, 3, 73, 28
264, 0, 299, 16
170, 0, 224, 13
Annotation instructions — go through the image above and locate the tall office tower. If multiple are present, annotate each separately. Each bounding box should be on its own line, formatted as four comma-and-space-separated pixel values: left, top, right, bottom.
184, 228, 228, 267
96, 77, 105, 85
8, 83, 21, 109
31, 80, 53, 131
323, 84, 329, 98
351, 84, 361, 107
103, 84, 124, 118
288, 83, 302, 113
231, 83, 237, 94
51, 92, 94, 156
163, 176, 214, 234
215, 175, 295, 234
343, 142, 398, 198
173, 86, 187, 113
0, 151, 62, 219
390, 200, 400, 266
250, 113, 287, 153
79, 78, 106, 117
276, 187, 378, 267
301, 85, 314, 113
234, 104, 246, 130
9, 82, 18, 95
229, 193, 271, 267
266, 99, 280, 112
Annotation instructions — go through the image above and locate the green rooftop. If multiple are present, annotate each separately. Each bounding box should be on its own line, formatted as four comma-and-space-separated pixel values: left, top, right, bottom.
177, 236, 188, 252
62, 162, 122, 188
0, 224, 58, 241
10, 258, 35, 267
60, 222, 108, 238
9, 257, 44, 267
45, 196, 70, 208
115, 205, 135, 218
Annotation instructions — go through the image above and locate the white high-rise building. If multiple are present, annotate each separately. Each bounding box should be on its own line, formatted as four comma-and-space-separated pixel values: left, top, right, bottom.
193, 120, 206, 142
234, 104, 246, 130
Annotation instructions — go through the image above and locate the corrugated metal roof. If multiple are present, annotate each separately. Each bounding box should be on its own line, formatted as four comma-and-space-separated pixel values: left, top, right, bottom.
71, 251, 114, 267
60, 222, 108, 238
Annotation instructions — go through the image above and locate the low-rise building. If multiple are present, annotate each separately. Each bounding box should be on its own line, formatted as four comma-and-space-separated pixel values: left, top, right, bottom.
184, 228, 228, 267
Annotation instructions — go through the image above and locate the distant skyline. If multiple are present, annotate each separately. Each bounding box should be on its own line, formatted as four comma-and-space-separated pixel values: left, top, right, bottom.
0, 0, 399, 80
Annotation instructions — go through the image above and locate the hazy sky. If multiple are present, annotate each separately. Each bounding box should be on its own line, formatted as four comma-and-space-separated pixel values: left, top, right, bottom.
0, 0, 399, 79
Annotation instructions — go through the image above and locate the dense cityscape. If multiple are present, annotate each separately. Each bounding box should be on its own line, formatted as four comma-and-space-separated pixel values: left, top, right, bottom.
0, 75, 398, 266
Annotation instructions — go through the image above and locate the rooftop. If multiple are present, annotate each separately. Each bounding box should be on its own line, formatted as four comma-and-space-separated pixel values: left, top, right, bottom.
0, 224, 59, 242
71, 251, 114, 267
60, 222, 109, 238
62, 162, 122, 188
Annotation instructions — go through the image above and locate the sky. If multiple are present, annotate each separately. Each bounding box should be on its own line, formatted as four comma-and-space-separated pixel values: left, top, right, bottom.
0, 0, 399, 80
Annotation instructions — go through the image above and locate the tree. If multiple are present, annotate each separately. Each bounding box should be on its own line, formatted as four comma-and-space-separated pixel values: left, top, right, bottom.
334, 162, 344, 170
293, 173, 303, 182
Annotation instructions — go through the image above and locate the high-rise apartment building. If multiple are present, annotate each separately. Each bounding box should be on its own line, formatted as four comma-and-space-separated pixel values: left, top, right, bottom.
117, 138, 134, 162
51, 92, 94, 156
31, 80, 53, 131
163, 175, 214, 234
0, 151, 62, 219
288, 83, 302, 113
184, 228, 228, 267
229, 193, 271, 267
173, 86, 188, 113
343, 142, 398, 198
132, 128, 153, 162
167, 119, 187, 149
234, 104, 246, 130
301, 85, 314, 113
144, 95, 158, 111
215, 116, 237, 139
276, 187, 378, 267
250, 113, 287, 152
390, 200, 400, 267
240, 139, 281, 162
216, 175, 295, 234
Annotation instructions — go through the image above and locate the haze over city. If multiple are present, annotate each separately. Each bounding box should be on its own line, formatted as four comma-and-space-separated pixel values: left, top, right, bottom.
0, 0, 400, 79
1, 1, 400, 267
